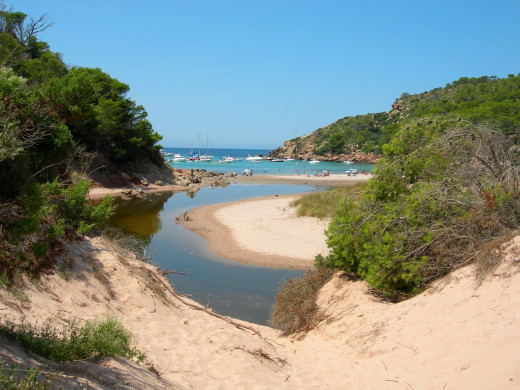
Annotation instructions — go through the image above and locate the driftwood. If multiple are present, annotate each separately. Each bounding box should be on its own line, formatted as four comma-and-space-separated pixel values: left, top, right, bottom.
139, 266, 262, 337
161, 270, 190, 276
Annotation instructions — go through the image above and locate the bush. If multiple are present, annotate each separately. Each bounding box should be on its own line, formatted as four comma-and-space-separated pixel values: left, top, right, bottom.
321, 119, 520, 296
0, 316, 144, 362
0, 179, 115, 281
0, 357, 55, 390
270, 268, 333, 335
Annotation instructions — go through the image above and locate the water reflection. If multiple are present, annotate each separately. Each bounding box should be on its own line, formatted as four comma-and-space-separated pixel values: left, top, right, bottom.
107, 184, 324, 324
109, 192, 173, 244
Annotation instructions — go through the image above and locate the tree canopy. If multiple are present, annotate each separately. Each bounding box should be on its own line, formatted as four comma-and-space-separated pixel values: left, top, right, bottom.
310, 73, 520, 157
0, 5, 162, 282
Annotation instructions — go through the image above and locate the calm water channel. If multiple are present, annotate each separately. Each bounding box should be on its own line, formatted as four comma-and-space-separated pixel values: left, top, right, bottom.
107, 183, 325, 325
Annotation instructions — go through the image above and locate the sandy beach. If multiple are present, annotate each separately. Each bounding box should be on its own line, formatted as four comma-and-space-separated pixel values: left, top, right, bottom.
1, 231, 518, 389
178, 194, 330, 269
1, 173, 518, 388
87, 172, 372, 201
232, 172, 372, 186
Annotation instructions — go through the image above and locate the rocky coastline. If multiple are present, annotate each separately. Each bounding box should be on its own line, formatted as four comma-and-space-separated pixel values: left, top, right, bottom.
269, 139, 381, 164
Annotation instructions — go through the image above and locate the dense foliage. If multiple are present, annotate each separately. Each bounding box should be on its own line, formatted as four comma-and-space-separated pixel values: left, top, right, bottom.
0, 6, 162, 282
319, 119, 520, 296
310, 74, 520, 156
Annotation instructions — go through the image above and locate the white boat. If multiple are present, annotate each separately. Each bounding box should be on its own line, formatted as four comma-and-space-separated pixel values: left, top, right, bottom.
172, 153, 186, 162
160, 150, 173, 158
198, 134, 213, 161
271, 158, 284, 162
343, 160, 354, 164
220, 156, 237, 163
309, 159, 320, 164
285, 157, 295, 161
246, 154, 263, 162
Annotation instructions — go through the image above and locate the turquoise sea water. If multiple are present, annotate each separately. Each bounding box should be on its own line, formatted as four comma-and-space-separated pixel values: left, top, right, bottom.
162, 147, 374, 176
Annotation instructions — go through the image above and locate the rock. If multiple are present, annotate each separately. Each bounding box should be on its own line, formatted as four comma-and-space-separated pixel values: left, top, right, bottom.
187, 184, 199, 193
121, 189, 132, 196
154, 180, 164, 186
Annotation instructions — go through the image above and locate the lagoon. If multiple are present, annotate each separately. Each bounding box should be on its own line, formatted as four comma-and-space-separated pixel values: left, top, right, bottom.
108, 182, 326, 325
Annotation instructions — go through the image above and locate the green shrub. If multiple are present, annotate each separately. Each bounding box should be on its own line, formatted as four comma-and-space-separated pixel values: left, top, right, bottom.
0, 179, 115, 280
320, 120, 520, 296
0, 357, 55, 390
0, 316, 144, 362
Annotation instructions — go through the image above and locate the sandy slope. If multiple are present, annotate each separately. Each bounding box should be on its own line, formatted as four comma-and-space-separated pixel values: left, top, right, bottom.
1, 195, 519, 389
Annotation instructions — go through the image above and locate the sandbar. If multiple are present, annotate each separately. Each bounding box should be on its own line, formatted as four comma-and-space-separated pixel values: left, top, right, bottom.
178, 194, 331, 269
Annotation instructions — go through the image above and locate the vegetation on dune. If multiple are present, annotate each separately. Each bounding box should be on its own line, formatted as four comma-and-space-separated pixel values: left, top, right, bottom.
270, 268, 334, 335
272, 76, 520, 332
0, 357, 56, 390
0, 4, 166, 284
0, 316, 145, 362
319, 119, 520, 296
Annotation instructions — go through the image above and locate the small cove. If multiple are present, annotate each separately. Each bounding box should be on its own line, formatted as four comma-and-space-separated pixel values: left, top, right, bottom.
107, 183, 325, 325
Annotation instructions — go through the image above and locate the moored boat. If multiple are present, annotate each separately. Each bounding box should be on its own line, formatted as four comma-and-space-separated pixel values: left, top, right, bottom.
188, 152, 200, 161
246, 154, 263, 162
220, 156, 237, 163
172, 153, 186, 162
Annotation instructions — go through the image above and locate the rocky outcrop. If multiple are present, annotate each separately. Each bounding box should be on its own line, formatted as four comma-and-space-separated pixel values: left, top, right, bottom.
172, 168, 230, 194
89, 156, 175, 188
270, 136, 381, 164
389, 98, 409, 119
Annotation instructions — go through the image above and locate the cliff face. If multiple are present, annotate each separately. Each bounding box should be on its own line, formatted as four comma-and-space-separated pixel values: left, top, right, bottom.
270, 133, 381, 164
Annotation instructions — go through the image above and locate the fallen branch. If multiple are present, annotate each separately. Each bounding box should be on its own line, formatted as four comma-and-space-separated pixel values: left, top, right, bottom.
139, 266, 262, 337
161, 270, 190, 276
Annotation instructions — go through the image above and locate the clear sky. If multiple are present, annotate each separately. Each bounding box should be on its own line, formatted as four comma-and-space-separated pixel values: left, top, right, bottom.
12, 0, 520, 149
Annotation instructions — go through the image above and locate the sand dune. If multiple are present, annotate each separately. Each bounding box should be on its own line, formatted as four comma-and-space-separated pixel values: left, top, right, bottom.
1, 193, 519, 389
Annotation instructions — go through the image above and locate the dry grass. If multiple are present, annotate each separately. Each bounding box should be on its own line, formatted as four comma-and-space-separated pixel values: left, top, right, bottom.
270, 268, 334, 335
290, 183, 366, 220
473, 230, 517, 285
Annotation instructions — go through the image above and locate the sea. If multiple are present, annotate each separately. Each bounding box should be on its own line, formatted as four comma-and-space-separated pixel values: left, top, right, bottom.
161, 147, 374, 176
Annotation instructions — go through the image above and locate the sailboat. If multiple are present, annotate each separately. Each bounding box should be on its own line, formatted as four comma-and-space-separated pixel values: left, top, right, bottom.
198, 134, 214, 162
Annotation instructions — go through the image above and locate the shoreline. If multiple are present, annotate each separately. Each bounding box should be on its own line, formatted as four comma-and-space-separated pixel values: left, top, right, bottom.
88, 172, 372, 200
232, 172, 372, 186
88, 172, 370, 269
2, 173, 518, 388
177, 194, 330, 270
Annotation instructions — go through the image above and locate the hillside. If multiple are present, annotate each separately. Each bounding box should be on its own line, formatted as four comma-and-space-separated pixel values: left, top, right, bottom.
269, 73, 520, 162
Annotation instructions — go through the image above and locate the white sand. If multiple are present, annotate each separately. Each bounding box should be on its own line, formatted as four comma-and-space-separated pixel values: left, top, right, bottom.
1, 195, 519, 389
214, 195, 330, 260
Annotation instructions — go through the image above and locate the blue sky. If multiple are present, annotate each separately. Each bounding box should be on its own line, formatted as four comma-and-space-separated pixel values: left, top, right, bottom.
12, 0, 520, 149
